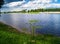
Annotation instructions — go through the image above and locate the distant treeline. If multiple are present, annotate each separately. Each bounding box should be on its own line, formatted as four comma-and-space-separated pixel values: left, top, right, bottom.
27, 8, 60, 12
1, 8, 60, 13
42, 8, 60, 12
21, 8, 60, 12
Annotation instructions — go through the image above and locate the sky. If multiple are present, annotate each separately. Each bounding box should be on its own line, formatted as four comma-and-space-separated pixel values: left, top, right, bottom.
52, 0, 60, 3
4, 0, 60, 3
4, 0, 29, 3
1, 0, 60, 12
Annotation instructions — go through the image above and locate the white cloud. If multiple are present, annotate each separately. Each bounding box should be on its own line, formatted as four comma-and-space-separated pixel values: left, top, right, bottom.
32, 0, 52, 3
1, 0, 60, 12
20, 0, 52, 9
3, 1, 25, 7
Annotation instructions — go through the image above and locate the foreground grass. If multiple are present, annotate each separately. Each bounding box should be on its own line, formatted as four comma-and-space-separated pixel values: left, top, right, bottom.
0, 22, 60, 44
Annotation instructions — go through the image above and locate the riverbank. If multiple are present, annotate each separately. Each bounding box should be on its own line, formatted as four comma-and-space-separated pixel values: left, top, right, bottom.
0, 22, 60, 44
40, 12, 60, 14
1, 11, 60, 14
0, 11, 40, 14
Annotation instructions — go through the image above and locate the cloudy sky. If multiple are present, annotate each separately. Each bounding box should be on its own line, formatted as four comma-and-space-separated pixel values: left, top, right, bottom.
1, 0, 60, 12
4, 0, 60, 3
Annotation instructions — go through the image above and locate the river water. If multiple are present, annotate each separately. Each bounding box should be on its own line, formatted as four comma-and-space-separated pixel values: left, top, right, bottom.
0, 13, 60, 36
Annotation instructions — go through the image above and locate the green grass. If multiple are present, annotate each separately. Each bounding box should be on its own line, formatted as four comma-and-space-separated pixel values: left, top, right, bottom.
0, 22, 60, 44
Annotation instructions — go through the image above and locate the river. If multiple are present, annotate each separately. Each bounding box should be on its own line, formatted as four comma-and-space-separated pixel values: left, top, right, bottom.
0, 13, 60, 36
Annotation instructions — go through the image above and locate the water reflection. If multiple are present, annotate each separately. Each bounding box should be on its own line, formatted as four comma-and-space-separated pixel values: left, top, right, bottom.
1, 13, 60, 36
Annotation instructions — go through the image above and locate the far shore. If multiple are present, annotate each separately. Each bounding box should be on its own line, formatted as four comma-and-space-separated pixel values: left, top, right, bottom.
40, 12, 60, 14
1, 11, 60, 14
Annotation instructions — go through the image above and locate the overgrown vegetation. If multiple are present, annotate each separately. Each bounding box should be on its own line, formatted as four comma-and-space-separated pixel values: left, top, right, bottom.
0, 22, 60, 44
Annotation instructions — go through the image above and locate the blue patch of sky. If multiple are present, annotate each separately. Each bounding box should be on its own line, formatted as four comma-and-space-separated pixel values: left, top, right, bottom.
4, 0, 29, 3
4, 0, 60, 4
51, 0, 60, 3
56, 0, 60, 3
4, 0, 20, 3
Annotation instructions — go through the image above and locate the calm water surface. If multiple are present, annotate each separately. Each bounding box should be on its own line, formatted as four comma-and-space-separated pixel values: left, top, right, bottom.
1, 13, 60, 36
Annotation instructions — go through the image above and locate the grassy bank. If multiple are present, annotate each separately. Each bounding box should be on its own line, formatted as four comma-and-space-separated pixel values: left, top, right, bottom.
0, 22, 60, 44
